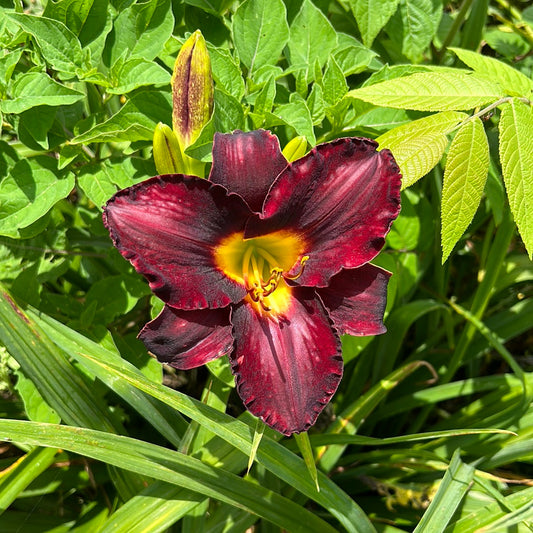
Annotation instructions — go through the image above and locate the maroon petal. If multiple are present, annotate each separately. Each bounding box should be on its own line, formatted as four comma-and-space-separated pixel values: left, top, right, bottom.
103, 175, 251, 310
317, 264, 390, 336
139, 305, 233, 369
209, 130, 288, 212
246, 138, 401, 287
230, 289, 343, 436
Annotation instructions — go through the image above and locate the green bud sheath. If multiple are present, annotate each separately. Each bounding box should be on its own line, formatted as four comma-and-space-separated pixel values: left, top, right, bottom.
282, 136, 308, 162
172, 30, 214, 149
153, 123, 185, 175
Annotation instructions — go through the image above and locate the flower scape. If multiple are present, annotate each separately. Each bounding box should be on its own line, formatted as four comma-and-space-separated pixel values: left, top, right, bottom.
103, 129, 402, 436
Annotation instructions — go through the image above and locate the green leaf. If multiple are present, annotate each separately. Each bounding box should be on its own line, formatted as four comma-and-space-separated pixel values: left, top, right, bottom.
0, 420, 340, 533
271, 96, 316, 145
441, 117, 489, 262
108, 58, 170, 94
348, 0, 399, 47
6, 13, 85, 76
499, 98, 533, 258
0, 447, 59, 514
413, 449, 475, 533
322, 56, 348, 107
294, 432, 319, 492
42, 0, 112, 64
85, 274, 151, 325
104, 0, 173, 65
209, 47, 245, 100
450, 47, 533, 97
0, 72, 84, 114
71, 90, 172, 144
377, 111, 467, 188
333, 33, 378, 76
0, 158, 75, 238
232, 0, 289, 76
388, 0, 442, 62
307, 83, 325, 124
213, 88, 245, 132
287, 0, 337, 85
348, 71, 504, 111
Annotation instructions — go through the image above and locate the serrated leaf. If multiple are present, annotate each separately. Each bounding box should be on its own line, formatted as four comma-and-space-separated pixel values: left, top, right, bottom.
0, 158, 75, 238
348, 71, 504, 111
499, 99, 533, 258
450, 47, 533, 97
348, 0, 399, 47
441, 117, 489, 262
333, 33, 378, 76
287, 0, 337, 84
377, 111, 467, 188
0, 72, 84, 114
6, 13, 85, 76
232, 0, 289, 76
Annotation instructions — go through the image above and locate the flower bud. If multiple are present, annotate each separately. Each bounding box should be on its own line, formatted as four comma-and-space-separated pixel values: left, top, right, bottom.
282, 136, 308, 162
172, 30, 214, 149
153, 122, 185, 175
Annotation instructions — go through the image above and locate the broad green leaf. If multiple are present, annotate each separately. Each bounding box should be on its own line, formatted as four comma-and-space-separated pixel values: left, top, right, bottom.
0, 49, 22, 88
85, 275, 151, 325
14, 371, 60, 423
232, 0, 289, 76
0, 420, 339, 533
377, 111, 467, 187
450, 47, 533, 97
414, 450, 475, 533
108, 58, 170, 94
213, 88, 245, 132
0, 158, 75, 238
499, 98, 533, 258
271, 96, 316, 145
388, 0, 442, 62
6, 13, 85, 76
0, 72, 84, 114
184, 0, 234, 15
287, 0, 337, 84
77, 163, 121, 208
42, 0, 112, 64
333, 33, 378, 76
348, 0, 399, 47
307, 83, 326, 124
253, 75, 276, 117
209, 47, 245, 100
104, 0, 174, 65
441, 117, 489, 262
348, 71, 504, 111
71, 90, 172, 144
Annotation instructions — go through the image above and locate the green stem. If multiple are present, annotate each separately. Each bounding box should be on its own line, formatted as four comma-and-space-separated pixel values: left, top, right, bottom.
436, 0, 475, 62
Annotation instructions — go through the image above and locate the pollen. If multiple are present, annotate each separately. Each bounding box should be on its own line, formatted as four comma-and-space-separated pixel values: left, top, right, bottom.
214, 230, 308, 315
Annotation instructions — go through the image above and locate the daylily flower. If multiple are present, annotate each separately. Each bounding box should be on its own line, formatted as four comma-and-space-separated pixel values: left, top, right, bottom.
103, 130, 401, 436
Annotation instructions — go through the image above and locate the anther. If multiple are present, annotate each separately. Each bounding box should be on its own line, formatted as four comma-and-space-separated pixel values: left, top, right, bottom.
284, 255, 309, 281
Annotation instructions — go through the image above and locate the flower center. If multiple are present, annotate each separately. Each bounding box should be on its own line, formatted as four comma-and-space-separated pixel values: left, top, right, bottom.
214, 230, 308, 314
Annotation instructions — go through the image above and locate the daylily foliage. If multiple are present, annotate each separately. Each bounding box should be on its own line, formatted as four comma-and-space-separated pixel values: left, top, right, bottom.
104, 130, 401, 435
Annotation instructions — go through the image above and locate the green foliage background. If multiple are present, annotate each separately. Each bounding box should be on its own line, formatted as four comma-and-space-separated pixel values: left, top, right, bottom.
0, 0, 532, 531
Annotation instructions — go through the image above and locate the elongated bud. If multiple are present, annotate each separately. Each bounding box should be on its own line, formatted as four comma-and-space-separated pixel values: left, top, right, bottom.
153, 123, 185, 174
282, 136, 308, 162
172, 30, 214, 149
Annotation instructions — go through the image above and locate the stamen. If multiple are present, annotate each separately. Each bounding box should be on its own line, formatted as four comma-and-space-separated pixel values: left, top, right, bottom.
284, 255, 310, 280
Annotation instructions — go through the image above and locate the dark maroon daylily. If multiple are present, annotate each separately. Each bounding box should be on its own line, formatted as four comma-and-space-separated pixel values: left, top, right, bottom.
103, 130, 401, 436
